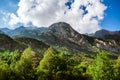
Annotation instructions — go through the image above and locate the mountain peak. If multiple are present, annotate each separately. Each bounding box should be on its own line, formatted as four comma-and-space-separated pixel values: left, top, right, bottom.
94, 29, 110, 38
19, 26, 24, 28
49, 22, 72, 29
47, 22, 78, 37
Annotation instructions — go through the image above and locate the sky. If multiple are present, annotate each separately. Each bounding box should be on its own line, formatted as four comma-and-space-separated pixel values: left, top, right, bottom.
101, 0, 120, 31
0, 0, 119, 33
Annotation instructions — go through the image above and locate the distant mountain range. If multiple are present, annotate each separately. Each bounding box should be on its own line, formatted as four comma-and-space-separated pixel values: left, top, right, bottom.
0, 22, 120, 54
0, 26, 47, 39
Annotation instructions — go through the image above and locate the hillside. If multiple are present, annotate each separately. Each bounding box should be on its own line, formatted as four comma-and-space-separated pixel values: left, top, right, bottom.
0, 33, 49, 52
0, 33, 25, 51
15, 37, 49, 52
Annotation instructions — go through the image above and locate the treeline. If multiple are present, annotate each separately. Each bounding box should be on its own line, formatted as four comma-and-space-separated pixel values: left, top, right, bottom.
0, 47, 120, 80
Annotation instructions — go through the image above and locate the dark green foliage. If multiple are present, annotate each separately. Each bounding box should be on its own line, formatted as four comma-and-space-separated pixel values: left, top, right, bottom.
37, 47, 90, 80
0, 50, 20, 65
0, 50, 21, 80
0, 47, 120, 80
37, 47, 67, 80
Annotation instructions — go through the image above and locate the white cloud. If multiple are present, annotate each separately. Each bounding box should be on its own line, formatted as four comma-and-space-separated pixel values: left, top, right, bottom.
9, 0, 107, 33
8, 13, 20, 26
0, 11, 11, 28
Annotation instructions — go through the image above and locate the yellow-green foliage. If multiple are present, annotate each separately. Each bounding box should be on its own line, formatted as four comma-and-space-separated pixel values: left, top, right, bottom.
114, 56, 120, 80
15, 47, 36, 80
0, 62, 10, 80
87, 51, 114, 80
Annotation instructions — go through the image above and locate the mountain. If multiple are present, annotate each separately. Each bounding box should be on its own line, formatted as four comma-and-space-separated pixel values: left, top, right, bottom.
94, 29, 120, 39
10, 26, 47, 39
39, 22, 120, 53
0, 26, 47, 39
0, 30, 4, 34
0, 28, 11, 35
94, 29, 110, 38
40, 22, 83, 43
0, 33, 26, 51
94, 29, 120, 45
39, 22, 97, 53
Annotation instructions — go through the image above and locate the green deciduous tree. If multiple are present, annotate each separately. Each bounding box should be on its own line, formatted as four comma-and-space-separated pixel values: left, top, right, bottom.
87, 51, 114, 80
37, 47, 67, 80
15, 47, 36, 80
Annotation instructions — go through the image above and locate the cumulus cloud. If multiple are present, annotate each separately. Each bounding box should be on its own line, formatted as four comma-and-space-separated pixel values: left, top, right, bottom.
0, 11, 11, 28
9, 13, 20, 26
9, 0, 107, 33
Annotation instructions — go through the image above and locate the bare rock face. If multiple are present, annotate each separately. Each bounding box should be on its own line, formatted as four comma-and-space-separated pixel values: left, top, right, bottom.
94, 39, 120, 53
92, 29, 120, 53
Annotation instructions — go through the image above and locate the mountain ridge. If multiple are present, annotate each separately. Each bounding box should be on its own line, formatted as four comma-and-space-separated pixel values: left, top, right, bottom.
0, 26, 47, 39
0, 22, 120, 54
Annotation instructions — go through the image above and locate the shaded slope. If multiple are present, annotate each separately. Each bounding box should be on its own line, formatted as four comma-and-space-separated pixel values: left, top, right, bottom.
0, 34, 26, 51
94, 29, 120, 40
15, 37, 49, 52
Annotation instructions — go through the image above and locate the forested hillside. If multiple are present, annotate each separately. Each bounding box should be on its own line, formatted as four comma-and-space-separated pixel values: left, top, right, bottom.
0, 47, 120, 80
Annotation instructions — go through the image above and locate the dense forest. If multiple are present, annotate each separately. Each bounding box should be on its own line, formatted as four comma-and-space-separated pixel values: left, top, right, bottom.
0, 47, 120, 80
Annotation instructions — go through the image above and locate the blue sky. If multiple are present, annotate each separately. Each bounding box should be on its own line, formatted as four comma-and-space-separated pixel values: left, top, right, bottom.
0, 0, 19, 29
101, 0, 120, 31
0, 0, 18, 13
0, 0, 120, 32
